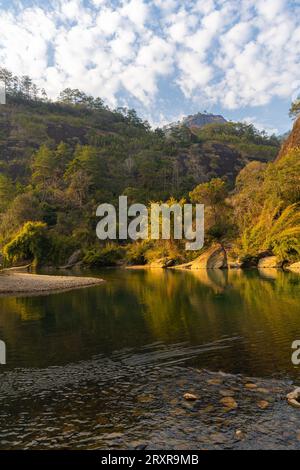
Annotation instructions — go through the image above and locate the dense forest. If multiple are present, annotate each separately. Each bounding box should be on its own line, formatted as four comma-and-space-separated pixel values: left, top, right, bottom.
0, 67, 299, 269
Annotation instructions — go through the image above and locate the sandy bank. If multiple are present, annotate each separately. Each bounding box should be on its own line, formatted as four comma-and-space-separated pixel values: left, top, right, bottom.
0, 272, 104, 297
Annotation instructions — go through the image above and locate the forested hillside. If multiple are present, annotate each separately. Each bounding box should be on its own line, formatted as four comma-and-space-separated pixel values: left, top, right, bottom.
0, 68, 283, 267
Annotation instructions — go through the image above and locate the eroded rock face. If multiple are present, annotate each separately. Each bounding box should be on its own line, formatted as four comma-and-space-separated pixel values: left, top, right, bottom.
276, 116, 300, 161
67, 250, 82, 266
258, 256, 281, 269
191, 244, 228, 270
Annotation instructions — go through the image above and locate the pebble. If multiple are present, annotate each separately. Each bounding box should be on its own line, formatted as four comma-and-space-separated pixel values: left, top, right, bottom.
207, 378, 223, 385
245, 383, 257, 389
183, 393, 198, 401
257, 400, 269, 410
220, 397, 238, 409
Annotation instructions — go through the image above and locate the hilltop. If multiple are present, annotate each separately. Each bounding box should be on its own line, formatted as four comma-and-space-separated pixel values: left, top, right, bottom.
165, 112, 227, 130
183, 112, 227, 128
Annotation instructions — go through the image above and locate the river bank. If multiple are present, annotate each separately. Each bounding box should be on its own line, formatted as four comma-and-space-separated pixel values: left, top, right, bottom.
0, 272, 104, 297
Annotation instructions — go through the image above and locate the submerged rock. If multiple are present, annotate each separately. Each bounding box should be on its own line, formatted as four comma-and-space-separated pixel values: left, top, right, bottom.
257, 400, 269, 410
220, 396, 238, 409
287, 388, 300, 408
183, 393, 198, 401
245, 383, 257, 390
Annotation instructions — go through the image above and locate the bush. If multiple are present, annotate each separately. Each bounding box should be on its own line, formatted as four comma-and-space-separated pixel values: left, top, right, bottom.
83, 244, 124, 267
240, 203, 300, 262
125, 240, 153, 265
3, 221, 48, 265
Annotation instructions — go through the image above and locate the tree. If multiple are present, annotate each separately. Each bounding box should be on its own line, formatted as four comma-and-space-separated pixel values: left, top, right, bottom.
190, 178, 233, 241
3, 221, 48, 265
0, 174, 15, 213
32, 145, 59, 197
290, 96, 300, 119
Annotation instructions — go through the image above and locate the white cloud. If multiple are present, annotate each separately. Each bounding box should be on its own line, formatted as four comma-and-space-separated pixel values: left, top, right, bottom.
242, 116, 279, 135
0, 0, 299, 116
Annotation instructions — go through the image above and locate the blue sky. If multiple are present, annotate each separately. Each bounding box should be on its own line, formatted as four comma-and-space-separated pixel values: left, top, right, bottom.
0, 0, 300, 134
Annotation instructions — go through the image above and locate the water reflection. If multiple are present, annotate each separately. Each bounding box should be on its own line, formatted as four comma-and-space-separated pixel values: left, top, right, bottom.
0, 269, 300, 378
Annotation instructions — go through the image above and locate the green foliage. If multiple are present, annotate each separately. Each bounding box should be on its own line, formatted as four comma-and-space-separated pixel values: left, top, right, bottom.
190, 178, 228, 206
3, 221, 48, 265
83, 244, 124, 267
58, 88, 105, 110
240, 203, 300, 262
195, 121, 279, 147
289, 97, 300, 118
193, 121, 279, 162
125, 241, 153, 265
190, 178, 235, 242
0, 174, 15, 213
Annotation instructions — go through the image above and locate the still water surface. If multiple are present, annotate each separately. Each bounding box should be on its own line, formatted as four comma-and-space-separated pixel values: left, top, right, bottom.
0, 268, 300, 377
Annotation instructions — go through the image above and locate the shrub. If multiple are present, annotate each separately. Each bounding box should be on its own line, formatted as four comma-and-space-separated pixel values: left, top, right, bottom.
125, 240, 153, 265
240, 203, 300, 262
83, 244, 124, 267
3, 221, 48, 265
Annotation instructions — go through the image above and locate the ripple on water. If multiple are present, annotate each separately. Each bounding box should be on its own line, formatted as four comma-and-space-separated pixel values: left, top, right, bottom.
0, 353, 299, 450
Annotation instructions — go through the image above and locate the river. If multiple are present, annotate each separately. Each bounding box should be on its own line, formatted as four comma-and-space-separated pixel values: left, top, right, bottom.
0, 268, 300, 449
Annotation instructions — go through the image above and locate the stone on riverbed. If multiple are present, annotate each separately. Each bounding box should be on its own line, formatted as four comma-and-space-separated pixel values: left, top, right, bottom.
257, 400, 269, 410
286, 388, 300, 408
183, 392, 198, 401
220, 396, 238, 409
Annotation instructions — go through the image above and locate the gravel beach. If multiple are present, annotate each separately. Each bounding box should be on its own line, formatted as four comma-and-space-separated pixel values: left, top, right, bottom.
0, 272, 104, 296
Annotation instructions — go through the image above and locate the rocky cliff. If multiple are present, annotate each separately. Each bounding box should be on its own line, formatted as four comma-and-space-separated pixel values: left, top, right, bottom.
276, 116, 300, 161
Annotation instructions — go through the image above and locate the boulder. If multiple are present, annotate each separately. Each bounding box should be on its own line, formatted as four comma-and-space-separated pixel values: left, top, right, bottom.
149, 257, 175, 268
67, 249, 82, 266
258, 256, 281, 269
60, 249, 82, 269
287, 262, 300, 273
190, 244, 227, 270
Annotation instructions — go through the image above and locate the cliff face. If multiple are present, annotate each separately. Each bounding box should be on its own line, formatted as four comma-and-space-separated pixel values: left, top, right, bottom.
276, 116, 300, 161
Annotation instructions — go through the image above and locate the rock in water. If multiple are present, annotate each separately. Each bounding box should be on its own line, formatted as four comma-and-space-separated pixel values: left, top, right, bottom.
257, 400, 269, 410
191, 244, 227, 270
287, 262, 300, 273
220, 397, 238, 409
258, 256, 281, 268
287, 388, 300, 408
183, 393, 198, 401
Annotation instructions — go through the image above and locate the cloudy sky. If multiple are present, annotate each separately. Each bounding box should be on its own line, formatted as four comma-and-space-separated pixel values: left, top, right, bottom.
0, 0, 300, 133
